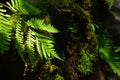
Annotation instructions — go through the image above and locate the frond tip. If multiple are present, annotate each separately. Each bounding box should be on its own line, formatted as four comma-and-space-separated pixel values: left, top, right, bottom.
27, 18, 59, 33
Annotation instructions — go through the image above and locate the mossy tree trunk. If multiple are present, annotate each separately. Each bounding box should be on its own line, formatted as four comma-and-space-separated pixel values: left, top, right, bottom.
49, 0, 97, 79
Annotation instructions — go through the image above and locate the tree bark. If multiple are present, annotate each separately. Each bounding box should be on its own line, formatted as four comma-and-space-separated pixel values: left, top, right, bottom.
66, 51, 78, 80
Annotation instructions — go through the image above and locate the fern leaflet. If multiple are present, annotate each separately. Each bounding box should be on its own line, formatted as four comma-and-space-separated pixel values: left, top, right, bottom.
0, 5, 12, 54
26, 29, 35, 66
35, 32, 63, 61
14, 16, 25, 62
27, 18, 59, 33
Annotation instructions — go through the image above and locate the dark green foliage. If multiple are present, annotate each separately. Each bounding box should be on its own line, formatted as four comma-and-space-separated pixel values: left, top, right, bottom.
97, 30, 120, 76
0, 0, 62, 67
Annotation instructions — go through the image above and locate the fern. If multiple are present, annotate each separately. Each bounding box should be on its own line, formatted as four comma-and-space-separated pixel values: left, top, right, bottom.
26, 18, 62, 61
35, 32, 63, 61
27, 18, 59, 33
14, 16, 25, 62
7, 0, 40, 15
105, 0, 114, 9
0, 0, 63, 68
0, 5, 12, 54
97, 31, 120, 76
26, 29, 35, 65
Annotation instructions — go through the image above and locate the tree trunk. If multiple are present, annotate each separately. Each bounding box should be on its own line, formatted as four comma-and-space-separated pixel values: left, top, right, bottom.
66, 50, 78, 80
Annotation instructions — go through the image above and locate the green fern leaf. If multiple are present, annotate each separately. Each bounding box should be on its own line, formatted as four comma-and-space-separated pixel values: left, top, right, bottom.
107, 59, 120, 76
27, 18, 59, 33
97, 31, 120, 76
35, 32, 63, 61
35, 33, 54, 59
14, 17, 25, 62
41, 42, 47, 59
26, 29, 35, 65
10, 0, 40, 15
36, 37, 43, 60
99, 48, 110, 59
0, 6, 12, 54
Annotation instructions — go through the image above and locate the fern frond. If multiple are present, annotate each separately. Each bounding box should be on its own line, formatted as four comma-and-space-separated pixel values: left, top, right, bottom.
27, 18, 59, 33
97, 31, 120, 76
10, 0, 40, 15
27, 17, 62, 61
0, 5, 12, 54
26, 29, 35, 65
35, 32, 63, 61
36, 37, 43, 60
14, 17, 25, 62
